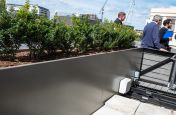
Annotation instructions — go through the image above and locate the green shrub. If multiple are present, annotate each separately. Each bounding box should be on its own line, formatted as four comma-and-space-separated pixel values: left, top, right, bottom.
91, 21, 137, 50
25, 16, 51, 58
72, 16, 94, 52
15, 1, 52, 58
0, 0, 138, 60
116, 25, 137, 48
0, 11, 21, 58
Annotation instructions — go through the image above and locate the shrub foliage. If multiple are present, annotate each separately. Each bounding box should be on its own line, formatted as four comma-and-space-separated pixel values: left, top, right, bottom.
0, 0, 138, 59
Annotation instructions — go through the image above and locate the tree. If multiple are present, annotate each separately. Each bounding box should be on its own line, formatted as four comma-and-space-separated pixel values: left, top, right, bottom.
0, 0, 6, 13
16, 0, 30, 20
0, 10, 21, 59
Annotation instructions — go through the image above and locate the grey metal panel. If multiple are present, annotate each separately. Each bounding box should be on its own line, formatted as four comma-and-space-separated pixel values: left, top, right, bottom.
142, 53, 172, 68
143, 53, 169, 61
142, 65, 171, 76
141, 75, 168, 85
144, 72, 169, 81
141, 52, 173, 84
142, 60, 172, 69
0, 48, 143, 115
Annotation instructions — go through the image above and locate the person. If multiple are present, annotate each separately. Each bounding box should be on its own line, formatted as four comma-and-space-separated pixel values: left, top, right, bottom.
141, 15, 167, 51
159, 19, 172, 51
114, 12, 126, 25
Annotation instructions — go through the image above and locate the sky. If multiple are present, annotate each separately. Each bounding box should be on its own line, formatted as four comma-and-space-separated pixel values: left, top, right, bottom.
6, 0, 176, 30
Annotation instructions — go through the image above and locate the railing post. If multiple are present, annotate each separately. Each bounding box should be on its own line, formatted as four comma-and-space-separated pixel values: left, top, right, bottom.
168, 55, 176, 89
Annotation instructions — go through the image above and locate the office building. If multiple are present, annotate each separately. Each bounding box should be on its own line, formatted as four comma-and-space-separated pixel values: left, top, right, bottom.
6, 3, 50, 18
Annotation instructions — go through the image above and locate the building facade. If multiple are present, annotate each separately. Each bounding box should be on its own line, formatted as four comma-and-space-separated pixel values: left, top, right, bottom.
147, 8, 176, 46
6, 3, 50, 18
148, 8, 176, 32
57, 14, 101, 26
79, 14, 102, 24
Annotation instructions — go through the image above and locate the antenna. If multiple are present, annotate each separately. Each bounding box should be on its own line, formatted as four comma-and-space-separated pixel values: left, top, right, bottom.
100, 0, 108, 22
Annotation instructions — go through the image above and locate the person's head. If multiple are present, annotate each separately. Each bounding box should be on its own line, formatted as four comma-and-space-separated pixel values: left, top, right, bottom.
163, 19, 172, 29
152, 15, 162, 24
118, 12, 126, 21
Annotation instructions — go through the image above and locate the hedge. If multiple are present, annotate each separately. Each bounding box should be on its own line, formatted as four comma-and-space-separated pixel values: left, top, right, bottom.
0, 0, 138, 59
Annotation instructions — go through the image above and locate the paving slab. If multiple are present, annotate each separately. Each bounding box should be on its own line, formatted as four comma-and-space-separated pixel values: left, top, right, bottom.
92, 106, 132, 115
135, 103, 172, 115
171, 110, 176, 115
93, 95, 176, 115
105, 95, 140, 115
172, 111, 176, 115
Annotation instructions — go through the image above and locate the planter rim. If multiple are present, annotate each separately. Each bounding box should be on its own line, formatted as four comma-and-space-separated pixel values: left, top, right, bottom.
0, 48, 139, 70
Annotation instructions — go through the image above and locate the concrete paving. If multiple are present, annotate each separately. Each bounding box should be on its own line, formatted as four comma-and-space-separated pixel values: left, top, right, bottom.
93, 95, 176, 115
172, 111, 176, 115
135, 103, 171, 115
92, 106, 132, 115
105, 95, 140, 115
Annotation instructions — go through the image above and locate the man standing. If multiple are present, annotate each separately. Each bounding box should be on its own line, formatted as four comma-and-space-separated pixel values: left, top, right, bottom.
141, 15, 166, 51
159, 19, 172, 51
114, 12, 126, 25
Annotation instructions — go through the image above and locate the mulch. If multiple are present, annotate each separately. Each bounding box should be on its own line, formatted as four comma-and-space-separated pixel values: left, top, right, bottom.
0, 50, 110, 68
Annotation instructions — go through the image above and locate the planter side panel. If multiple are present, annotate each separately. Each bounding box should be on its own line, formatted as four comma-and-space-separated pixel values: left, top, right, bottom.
0, 49, 142, 115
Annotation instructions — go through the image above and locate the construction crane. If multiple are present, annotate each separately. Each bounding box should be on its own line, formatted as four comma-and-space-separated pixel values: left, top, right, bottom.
100, 0, 108, 22
99, 0, 135, 23
125, 0, 135, 24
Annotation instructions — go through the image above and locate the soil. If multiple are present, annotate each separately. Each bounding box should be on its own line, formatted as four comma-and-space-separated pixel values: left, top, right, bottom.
0, 49, 116, 68
0, 51, 32, 67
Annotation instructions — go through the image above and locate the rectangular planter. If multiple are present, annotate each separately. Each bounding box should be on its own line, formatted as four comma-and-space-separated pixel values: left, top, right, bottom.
0, 48, 143, 115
